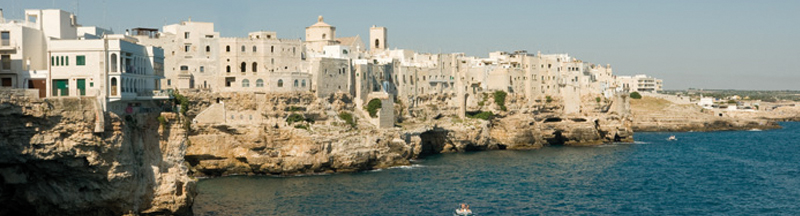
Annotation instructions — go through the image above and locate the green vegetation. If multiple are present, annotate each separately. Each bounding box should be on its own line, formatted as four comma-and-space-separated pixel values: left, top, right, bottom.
157, 115, 167, 127
287, 106, 304, 112
630, 92, 642, 99
172, 92, 190, 116
545, 96, 553, 103
338, 111, 356, 128
595, 97, 602, 103
478, 93, 488, 107
727, 100, 737, 104
366, 99, 382, 118
493, 91, 507, 111
467, 111, 494, 120
294, 124, 309, 130
286, 113, 308, 125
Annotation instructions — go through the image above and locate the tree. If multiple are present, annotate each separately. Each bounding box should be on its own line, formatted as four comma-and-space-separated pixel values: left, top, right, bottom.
630, 92, 642, 99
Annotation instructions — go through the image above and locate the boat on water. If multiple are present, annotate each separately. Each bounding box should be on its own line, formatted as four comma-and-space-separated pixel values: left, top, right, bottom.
454, 204, 474, 216
667, 135, 677, 141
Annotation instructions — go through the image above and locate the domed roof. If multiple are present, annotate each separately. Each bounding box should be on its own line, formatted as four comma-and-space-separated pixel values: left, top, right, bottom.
310, 15, 332, 27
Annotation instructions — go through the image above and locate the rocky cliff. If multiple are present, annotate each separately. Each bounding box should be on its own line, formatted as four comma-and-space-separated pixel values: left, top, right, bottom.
630, 96, 781, 132
184, 91, 633, 177
0, 94, 195, 215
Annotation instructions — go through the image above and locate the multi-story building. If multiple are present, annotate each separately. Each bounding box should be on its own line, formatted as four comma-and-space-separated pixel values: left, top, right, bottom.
617, 74, 663, 93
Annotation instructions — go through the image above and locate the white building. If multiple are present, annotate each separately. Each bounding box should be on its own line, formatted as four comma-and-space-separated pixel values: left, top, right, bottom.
616, 74, 663, 93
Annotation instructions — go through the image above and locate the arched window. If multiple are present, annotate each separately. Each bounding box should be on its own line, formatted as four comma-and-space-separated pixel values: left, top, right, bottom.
242, 79, 250, 87
322, 33, 326, 39
301, 79, 306, 87
277, 79, 283, 87
252, 62, 257, 72
200, 66, 204, 73
241, 46, 245, 52
375, 39, 380, 48
226, 46, 230, 52
226, 65, 231, 73
271, 46, 274, 53
110, 54, 118, 72
206, 46, 211, 52
293, 79, 298, 87
256, 79, 264, 87
110, 77, 118, 96
252, 46, 257, 52
240, 62, 246, 72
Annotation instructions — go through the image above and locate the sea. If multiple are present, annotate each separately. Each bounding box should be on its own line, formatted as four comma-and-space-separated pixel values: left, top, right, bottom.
193, 122, 800, 215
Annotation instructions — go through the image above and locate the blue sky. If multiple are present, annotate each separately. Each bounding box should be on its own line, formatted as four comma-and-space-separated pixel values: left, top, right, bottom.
3, 0, 798, 90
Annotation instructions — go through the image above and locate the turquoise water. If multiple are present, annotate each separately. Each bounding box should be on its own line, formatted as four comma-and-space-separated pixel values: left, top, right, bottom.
194, 122, 800, 215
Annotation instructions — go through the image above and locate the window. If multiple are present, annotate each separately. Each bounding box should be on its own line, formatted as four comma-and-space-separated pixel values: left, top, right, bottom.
110, 54, 117, 72
252, 62, 257, 72
200, 66, 204, 73
2, 55, 11, 70
111, 78, 118, 96
256, 79, 264, 87
271, 58, 274, 65
1, 31, 9, 46
240, 62, 246, 72
184, 32, 190, 39
271, 46, 274, 53
301, 79, 306, 87
375, 39, 380, 48
51, 56, 54, 66
65, 56, 68, 66
180, 65, 189, 71
205, 35, 214, 38
277, 79, 283, 87
226, 46, 230, 52
242, 79, 250, 87
252, 46, 257, 52
322, 33, 326, 39
241, 46, 245, 52
167, 79, 171, 86
206, 46, 210, 52
226, 65, 231, 73
185, 45, 190, 52
293, 79, 298, 87
76, 55, 85, 66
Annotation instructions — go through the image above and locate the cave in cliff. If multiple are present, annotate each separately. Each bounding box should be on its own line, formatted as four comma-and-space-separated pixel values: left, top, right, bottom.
419, 130, 448, 156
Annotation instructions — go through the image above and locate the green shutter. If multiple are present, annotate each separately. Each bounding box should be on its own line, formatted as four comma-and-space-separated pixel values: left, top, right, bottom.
77, 55, 85, 66
51, 56, 54, 66
66, 56, 69, 66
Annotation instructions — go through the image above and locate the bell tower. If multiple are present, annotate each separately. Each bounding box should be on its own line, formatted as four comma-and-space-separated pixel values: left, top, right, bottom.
369, 25, 387, 52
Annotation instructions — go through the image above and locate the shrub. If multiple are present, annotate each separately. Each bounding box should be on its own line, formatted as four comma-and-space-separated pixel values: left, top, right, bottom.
545, 96, 553, 103
157, 115, 167, 126
493, 91, 507, 111
595, 97, 602, 103
287, 106, 304, 112
294, 124, 309, 130
286, 113, 306, 125
366, 99, 382, 118
338, 111, 356, 128
630, 92, 642, 99
172, 92, 190, 116
467, 111, 494, 120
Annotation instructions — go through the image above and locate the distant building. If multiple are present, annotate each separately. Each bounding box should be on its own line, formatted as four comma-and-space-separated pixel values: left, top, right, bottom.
616, 74, 662, 93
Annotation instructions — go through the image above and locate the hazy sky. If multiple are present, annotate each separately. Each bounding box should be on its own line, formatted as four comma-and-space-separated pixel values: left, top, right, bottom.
2, 0, 798, 90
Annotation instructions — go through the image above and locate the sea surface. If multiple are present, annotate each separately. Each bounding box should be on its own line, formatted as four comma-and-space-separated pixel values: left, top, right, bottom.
193, 122, 800, 215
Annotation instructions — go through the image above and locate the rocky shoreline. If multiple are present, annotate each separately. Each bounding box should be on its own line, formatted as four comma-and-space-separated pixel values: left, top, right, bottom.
2, 92, 796, 215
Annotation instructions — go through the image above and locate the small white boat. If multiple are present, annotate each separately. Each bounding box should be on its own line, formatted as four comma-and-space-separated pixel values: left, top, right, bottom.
454, 208, 473, 216
455, 204, 474, 216
667, 135, 677, 141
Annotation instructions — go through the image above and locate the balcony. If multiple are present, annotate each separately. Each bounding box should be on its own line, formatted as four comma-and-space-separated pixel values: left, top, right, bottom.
0, 41, 17, 52
136, 89, 173, 100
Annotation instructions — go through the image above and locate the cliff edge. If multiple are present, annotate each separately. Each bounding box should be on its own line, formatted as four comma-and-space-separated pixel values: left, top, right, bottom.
0, 93, 195, 216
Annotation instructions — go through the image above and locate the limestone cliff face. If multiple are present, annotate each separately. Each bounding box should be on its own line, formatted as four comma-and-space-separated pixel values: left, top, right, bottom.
630, 96, 781, 132
185, 91, 634, 177
0, 95, 195, 216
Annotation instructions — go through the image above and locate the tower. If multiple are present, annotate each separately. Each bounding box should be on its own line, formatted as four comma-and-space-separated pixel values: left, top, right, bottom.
369, 25, 387, 52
